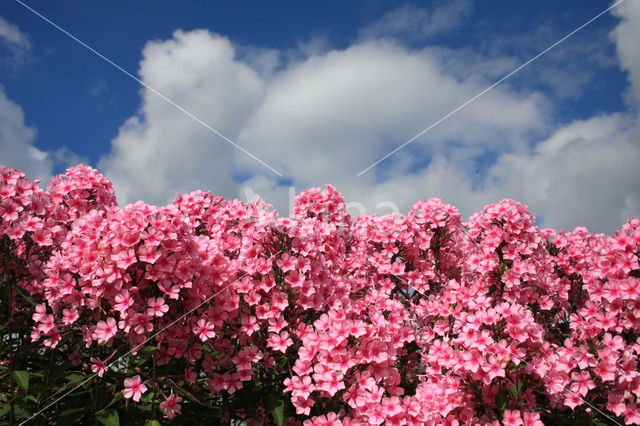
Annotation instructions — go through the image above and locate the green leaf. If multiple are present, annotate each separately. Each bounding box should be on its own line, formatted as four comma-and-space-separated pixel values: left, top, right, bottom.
14, 406, 30, 419
96, 409, 119, 426
144, 421, 162, 426
15, 287, 37, 307
140, 345, 157, 354
66, 373, 85, 384
494, 391, 508, 416
508, 382, 523, 399
0, 404, 10, 417
59, 407, 86, 417
101, 393, 123, 411
12, 370, 29, 393
265, 394, 284, 426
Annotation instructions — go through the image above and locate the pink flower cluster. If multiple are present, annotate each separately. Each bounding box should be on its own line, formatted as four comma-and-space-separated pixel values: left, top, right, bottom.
2, 164, 640, 424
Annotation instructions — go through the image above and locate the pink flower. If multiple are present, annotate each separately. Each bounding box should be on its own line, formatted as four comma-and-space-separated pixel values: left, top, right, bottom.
160, 394, 182, 419
277, 253, 296, 272
90, 357, 107, 377
193, 319, 216, 341
68, 351, 82, 366
114, 290, 134, 312
94, 317, 117, 345
133, 313, 153, 335
624, 403, 640, 425
147, 297, 169, 317
61, 307, 79, 326
503, 409, 523, 426
122, 375, 147, 402
522, 411, 544, 426
267, 331, 293, 353
37, 314, 55, 333
483, 356, 506, 381
570, 371, 595, 396
564, 392, 584, 410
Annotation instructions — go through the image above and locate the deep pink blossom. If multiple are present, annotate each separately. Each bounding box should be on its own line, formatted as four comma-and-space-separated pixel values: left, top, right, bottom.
122, 375, 147, 402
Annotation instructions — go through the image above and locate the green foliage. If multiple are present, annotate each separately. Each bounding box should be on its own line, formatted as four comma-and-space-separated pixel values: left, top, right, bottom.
265, 394, 284, 426
96, 408, 120, 426
11, 371, 29, 394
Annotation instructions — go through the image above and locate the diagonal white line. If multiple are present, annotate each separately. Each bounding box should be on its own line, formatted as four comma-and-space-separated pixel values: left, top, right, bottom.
14, 0, 283, 177
356, 0, 627, 177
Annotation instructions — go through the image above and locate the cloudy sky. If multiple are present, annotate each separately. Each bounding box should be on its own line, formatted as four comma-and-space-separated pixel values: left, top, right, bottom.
0, 0, 638, 234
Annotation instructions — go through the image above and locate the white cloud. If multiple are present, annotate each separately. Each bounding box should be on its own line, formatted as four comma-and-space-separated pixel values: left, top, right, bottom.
471, 0, 640, 234
236, 40, 546, 183
359, 1, 472, 41
0, 87, 89, 184
611, 0, 640, 108
486, 114, 640, 234
97, 1, 639, 235
0, 86, 49, 181
0, 16, 30, 50
0, 16, 31, 68
98, 29, 266, 206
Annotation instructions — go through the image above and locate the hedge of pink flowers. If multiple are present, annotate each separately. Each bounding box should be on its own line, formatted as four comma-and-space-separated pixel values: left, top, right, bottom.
1, 164, 640, 425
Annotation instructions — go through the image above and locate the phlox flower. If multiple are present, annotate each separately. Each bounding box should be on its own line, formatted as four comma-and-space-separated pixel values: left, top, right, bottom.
624, 403, 640, 425
381, 396, 402, 417
502, 409, 523, 426
293, 396, 314, 416
42, 328, 61, 348
160, 394, 182, 419
147, 297, 169, 317
306, 412, 342, 426
277, 253, 297, 272
462, 349, 483, 373
61, 307, 79, 326
138, 244, 160, 264
563, 392, 584, 410
113, 290, 133, 312
133, 313, 154, 335
68, 351, 82, 366
267, 331, 293, 353
94, 317, 117, 345
90, 357, 107, 377
483, 356, 506, 381
318, 371, 345, 397
367, 404, 385, 425
122, 375, 147, 402
32, 303, 47, 323
522, 411, 544, 426
37, 314, 55, 334
594, 361, 616, 382
285, 270, 305, 287
113, 248, 136, 269
570, 371, 595, 396
193, 319, 216, 341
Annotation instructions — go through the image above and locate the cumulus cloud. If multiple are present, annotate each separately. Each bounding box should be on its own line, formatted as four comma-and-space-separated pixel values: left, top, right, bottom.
479, 0, 640, 234
611, 0, 640, 108
486, 114, 640, 234
0, 87, 49, 181
0, 87, 89, 184
98, 1, 639, 234
98, 29, 266, 205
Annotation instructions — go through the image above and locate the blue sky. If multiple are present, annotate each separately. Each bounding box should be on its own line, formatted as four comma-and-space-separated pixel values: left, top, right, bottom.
0, 0, 639, 234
